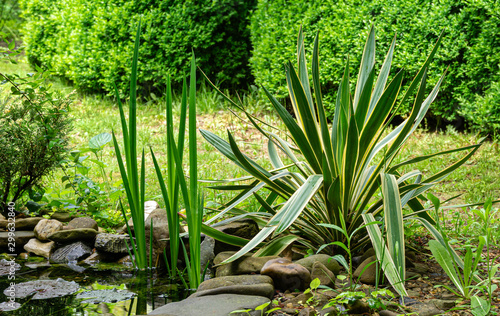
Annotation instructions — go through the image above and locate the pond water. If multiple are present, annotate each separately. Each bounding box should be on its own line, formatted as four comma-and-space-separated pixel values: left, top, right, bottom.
0, 258, 188, 315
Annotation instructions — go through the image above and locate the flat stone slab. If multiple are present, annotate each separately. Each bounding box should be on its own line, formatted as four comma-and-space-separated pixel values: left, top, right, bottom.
148, 294, 270, 316
0, 231, 35, 249
47, 228, 98, 243
4, 278, 79, 299
0, 217, 44, 230
50, 241, 92, 263
191, 275, 274, 299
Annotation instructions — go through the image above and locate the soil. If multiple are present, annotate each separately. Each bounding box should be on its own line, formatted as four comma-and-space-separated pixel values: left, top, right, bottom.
268, 237, 500, 316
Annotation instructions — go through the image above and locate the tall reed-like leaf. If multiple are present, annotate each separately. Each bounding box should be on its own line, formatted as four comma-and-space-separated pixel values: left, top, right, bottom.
112, 20, 147, 269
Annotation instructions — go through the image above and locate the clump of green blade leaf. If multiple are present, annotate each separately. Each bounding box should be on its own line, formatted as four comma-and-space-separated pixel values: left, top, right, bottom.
112, 20, 147, 269
199, 26, 484, 289
363, 213, 407, 297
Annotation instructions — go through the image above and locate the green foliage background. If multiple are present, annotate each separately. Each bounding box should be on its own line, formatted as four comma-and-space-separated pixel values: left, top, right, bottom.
19, 0, 256, 95
250, 0, 500, 135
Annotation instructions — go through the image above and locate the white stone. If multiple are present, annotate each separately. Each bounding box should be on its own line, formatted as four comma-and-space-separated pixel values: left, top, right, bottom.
24, 238, 55, 259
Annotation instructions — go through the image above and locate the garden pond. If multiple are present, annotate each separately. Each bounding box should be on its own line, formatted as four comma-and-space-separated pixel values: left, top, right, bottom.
0, 257, 188, 315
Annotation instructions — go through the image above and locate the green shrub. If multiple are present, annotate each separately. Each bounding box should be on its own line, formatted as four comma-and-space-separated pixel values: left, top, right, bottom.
0, 42, 72, 214
0, 0, 22, 41
20, 0, 256, 95
250, 0, 500, 135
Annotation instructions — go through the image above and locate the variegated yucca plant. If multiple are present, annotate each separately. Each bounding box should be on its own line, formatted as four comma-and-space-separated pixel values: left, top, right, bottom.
200, 27, 483, 295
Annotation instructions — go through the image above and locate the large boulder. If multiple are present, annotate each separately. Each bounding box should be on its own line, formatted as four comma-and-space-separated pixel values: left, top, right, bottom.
50, 241, 92, 263
191, 275, 274, 299
66, 217, 98, 230
94, 233, 130, 254
260, 258, 311, 291
0, 217, 44, 230
149, 294, 270, 316
47, 228, 98, 243
24, 238, 55, 259
214, 251, 279, 277
34, 219, 63, 241
0, 231, 35, 249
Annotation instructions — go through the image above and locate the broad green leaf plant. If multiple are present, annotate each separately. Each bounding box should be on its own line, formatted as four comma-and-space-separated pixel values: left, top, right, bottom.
200, 26, 484, 295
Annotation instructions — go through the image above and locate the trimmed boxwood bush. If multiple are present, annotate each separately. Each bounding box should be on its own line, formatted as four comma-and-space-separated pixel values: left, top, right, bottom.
250, 0, 500, 136
20, 0, 256, 95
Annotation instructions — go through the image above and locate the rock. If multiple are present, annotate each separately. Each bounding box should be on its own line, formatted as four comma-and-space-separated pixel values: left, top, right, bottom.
379, 310, 400, 316
47, 228, 98, 243
144, 208, 170, 264
4, 278, 79, 299
0, 259, 20, 276
200, 236, 215, 271
261, 258, 311, 291
122, 200, 159, 232
149, 294, 270, 316
213, 219, 260, 254
23, 238, 55, 258
347, 299, 371, 314
117, 255, 133, 264
50, 241, 92, 263
18, 252, 29, 259
34, 219, 63, 241
430, 299, 455, 310
81, 252, 101, 264
409, 302, 444, 316
76, 289, 135, 303
0, 217, 44, 230
95, 233, 130, 254
66, 217, 98, 230
144, 200, 159, 216
353, 255, 381, 285
360, 247, 376, 263
214, 251, 279, 277
191, 275, 274, 299
310, 261, 336, 288
412, 262, 429, 275
406, 271, 421, 280
50, 211, 73, 222
298, 307, 317, 316
0, 231, 35, 249
295, 254, 341, 275
0, 301, 21, 311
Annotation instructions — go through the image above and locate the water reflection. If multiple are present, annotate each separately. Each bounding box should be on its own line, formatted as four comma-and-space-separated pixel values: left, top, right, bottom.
0, 261, 187, 315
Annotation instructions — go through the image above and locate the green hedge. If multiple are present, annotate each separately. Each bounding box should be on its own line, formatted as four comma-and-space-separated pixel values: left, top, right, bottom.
250, 0, 500, 136
20, 0, 256, 95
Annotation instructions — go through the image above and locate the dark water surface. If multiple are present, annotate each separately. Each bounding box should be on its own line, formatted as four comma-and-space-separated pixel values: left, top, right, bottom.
0, 258, 188, 315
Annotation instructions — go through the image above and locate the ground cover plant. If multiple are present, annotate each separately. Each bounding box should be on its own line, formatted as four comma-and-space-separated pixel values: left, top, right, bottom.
199, 26, 490, 296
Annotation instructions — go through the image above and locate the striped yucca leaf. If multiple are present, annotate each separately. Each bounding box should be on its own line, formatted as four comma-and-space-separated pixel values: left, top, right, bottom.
199, 26, 484, 284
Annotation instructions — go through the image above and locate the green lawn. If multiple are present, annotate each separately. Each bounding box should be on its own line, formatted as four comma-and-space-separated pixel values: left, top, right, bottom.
1, 57, 499, 232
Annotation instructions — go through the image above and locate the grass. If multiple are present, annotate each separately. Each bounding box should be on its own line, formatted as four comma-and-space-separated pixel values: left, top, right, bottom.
1, 56, 498, 230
